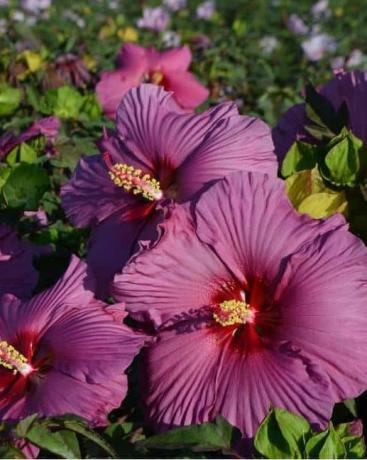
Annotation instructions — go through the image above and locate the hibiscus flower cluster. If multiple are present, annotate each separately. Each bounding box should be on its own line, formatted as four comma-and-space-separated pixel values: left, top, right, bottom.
2, 41, 367, 457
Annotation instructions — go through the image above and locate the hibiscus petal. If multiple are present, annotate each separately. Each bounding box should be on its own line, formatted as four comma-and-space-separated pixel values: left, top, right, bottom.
116, 84, 237, 174
274, 226, 367, 401
0, 225, 38, 299
88, 211, 160, 298
158, 46, 192, 72
113, 205, 233, 326
96, 69, 142, 119
177, 115, 277, 201
195, 171, 346, 286
61, 154, 138, 228
163, 70, 209, 110
143, 323, 332, 437
116, 43, 149, 73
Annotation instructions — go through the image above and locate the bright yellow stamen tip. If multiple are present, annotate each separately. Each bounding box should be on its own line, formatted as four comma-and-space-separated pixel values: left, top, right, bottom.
108, 163, 163, 201
150, 71, 164, 85
213, 300, 254, 327
0, 340, 32, 376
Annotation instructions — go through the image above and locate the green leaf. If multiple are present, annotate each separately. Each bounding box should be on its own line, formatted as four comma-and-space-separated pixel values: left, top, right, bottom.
3, 163, 50, 210
19, 143, 37, 164
305, 424, 346, 459
137, 416, 238, 452
15, 414, 39, 438
0, 85, 22, 117
320, 128, 367, 187
297, 192, 347, 219
39, 86, 84, 119
0, 444, 26, 459
335, 422, 366, 459
254, 408, 311, 459
51, 414, 117, 458
281, 141, 319, 177
25, 423, 81, 458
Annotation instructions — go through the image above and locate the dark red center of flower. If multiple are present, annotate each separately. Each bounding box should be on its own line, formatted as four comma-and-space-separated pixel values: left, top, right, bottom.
211, 277, 280, 353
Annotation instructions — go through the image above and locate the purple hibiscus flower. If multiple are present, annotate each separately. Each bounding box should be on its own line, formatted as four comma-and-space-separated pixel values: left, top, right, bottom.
0, 116, 60, 159
112, 171, 367, 441
273, 70, 367, 163
0, 255, 145, 424
0, 225, 38, 299
61, 84, 277, 295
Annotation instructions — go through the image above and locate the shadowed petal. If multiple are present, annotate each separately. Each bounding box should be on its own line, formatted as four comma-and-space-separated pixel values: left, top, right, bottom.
113, 205, 232, 326
88, 211, 159, 298
0, 225, 38, 299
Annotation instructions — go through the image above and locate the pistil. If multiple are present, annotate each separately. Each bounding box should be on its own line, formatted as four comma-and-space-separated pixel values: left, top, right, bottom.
0, 340, 33, 376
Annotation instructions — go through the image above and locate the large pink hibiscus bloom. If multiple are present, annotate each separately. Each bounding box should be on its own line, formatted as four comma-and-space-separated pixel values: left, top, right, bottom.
96, 43, 209, 119
113, 171, 367, 441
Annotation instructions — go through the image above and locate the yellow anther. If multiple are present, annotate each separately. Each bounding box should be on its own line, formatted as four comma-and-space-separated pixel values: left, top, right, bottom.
0, 340, 33, 376
108, 163, 163, 201
150, 71, 164, 85
213, 300, 254, 327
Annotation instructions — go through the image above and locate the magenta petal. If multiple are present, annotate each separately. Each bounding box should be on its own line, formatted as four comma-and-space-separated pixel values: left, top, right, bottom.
116, 84, 238, 173
61, 154, 137, 227
143, 325, 332, 437
274, 227, 367, 401
163, 71, 209, 110
116, 43, 149, 73
113, 205, 232, 325
158, 46, 192, 72
177, 115, 277, 201
89, 211, 161, 298
195, 171, 346, 285
0, 225, 38, 299
96, 70, 142, 119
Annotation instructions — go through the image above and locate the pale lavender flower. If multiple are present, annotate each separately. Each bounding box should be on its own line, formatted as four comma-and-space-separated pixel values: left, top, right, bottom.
0, 19, 7, 34
259, 36, 279, 54
287, 14, 309, 36
302, 33, 337, 61
24, 209, 48, 227
331, 56, 345, 70
347, 49, 364, 68
163, 0, 186, 11
311, 0, 331, 19
196, 0, 215, 20
137, 7, 170, 32
21, 0, 51, 14
162, 30, 181, 48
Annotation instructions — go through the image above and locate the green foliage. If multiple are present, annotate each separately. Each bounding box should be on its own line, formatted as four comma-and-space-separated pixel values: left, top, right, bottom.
0, 84, 21, 117
137, 416, 239, 453
2, 163, 50, 210
254, 408, 366, 459
281, 141, 319, 177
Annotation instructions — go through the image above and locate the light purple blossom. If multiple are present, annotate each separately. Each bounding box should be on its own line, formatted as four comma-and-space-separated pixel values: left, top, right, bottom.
287, 14, 309, 36
21, 0, 51, 14
24, 208, 48, 227
331, 56, 345, 70
137, 7, 170, 32
311, 0, 331, 19
347, 49, 364, 68
301, 33, 337, 61
163, 0, 186, 12
113, 171, 367, 440
196, 0, 215, 20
